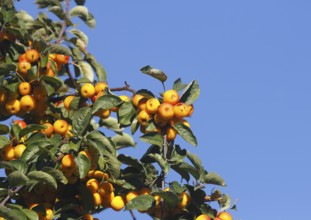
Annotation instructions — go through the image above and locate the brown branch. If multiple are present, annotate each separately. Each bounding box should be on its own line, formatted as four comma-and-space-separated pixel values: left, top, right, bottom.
110, 81, 136, 95
0, 186, 23, 206
56, 0, 70, 44
129, 210, 137, 220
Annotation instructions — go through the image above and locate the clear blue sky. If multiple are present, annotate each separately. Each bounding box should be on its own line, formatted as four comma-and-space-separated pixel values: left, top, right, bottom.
12, 0, 311, 219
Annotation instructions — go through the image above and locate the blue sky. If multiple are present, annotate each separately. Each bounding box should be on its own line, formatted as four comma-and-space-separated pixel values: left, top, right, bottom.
13, 0, 311, 219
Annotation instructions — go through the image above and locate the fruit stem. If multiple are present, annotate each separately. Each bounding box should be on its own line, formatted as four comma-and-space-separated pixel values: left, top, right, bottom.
0, 185, 23, 206
129, 210, 137, 220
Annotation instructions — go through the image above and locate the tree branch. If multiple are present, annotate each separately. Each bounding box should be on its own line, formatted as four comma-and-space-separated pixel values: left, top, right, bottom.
56, 0, 70, 44
0, 186, 23, 206
110, 81, 136, 95
129, 210, 137, 220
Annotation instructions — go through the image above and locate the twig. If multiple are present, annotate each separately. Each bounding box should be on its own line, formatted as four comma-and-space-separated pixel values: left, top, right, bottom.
56, 0, 70, 44
160, 134, 168, 220
0, 186, 23, 206
129, 210, 137, 220
110, 81, 136, 95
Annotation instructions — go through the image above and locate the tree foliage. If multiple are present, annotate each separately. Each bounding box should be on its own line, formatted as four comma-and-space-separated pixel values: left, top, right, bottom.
0, 0, 236, 220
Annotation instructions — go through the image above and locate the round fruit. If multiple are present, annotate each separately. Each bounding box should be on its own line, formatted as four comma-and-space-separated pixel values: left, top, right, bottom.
45, 208, 54, 220
0, 89, 7, 105
14, 144, 26, 159
145, 98, 160, 114
17, 60, 31, 75
217, 212, 233, 220
86, 178, 99, 193
54, 54, 69, 64
163, 89, 179, 105
61, 154, 76, 169
153, 194, 161, 206
83, 214, 93, 220
178, 192, 190, 209
95, 109, 111, 119
80, 83, 95, 98
20, 95, 36, 112
132, 93, 145, 107
138, 110, 152, 127
166, 126, 177, 141
14, 119, 27, 129
93, 192, 102, 206
5, 99, 20, 115
126, 190, 139, 203
110, 195, 125, 211
157, 103, 174, 120
195, 214, 212, 220
186, 104, 194, 116
173, 102, 189, 119
25, 49, 40, 63
41, 122, 54, 138
137, 97, 148, 111
98, 182, 114, 196
1, 145, 15, 161
94, 82, 108, 94
153, 113, 168, 127
93, 170, 108, 180
18, 82, 31, 95
53, 119, 68, 136
139, 187, 151, 195
64, 95, 75, 110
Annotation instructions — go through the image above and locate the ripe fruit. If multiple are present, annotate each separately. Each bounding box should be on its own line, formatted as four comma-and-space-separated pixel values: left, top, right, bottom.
166, 126, 177, 141
195, 214, 212, 220
178, 192, 190, 209
54, 54, 69, 64
1, 145, 15, 161
20, 95, 36, 112
137, 97, 148, 111
138, 110, 152, 126
157, 103, 174, 120
153, 194, 161, 206
93, 192, 102, 206
45, 208, 54, 220
80, 83, 95, 98
14, 144, 26, 159
163, 89, 179, 105
25, 49, 40, 63
53, 119, 69, 136
64, 95, 75, 110
79, 150, 92, 161
5, 99, 20, 114
126, 190, 139, 203
18, 82, 31, 95
217, 212, 233, 220
86, 179, 99, 193
95, 109, 111, 119
0, 89, 7, 105
17, 60, 31, 75
186, 104, 194, 116
153, 113, 168, 127
83, 214, 93, 220
14, 119, 27, 129
110, 195, 125, 211
139, 187, 151, 195
145, 98, 160, 114
98, 182, 113, 196
93, 170, 108, 180
61, 154, 75, 169
41, 122, 54, 138
94, 82, 108, 94
173, 102, 189, 119
132, 94, 145, 107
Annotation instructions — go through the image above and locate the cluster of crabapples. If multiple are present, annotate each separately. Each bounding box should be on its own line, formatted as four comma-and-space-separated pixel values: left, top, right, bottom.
135, 89, 193, 140
0, 48, 69, 119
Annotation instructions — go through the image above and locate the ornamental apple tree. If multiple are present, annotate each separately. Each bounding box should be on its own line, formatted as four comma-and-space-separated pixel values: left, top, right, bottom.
0, 0, 236, 220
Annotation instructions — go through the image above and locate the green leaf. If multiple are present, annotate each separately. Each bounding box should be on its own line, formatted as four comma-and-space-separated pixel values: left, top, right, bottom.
41, 167, 68, 184
77, 61, 94, 82
48, 44, 72, 56
186, 151, 203, 171
9, 160, 28, 174
70, 28, 88, 46
140, 65, 167, 83
175, 162, 200, 179
112, 132, 136, 149
172, 123, 197, 146
40, 75, 63, 92
8, 170, 29, 187
171, 164, 190, 182
35, 0, 61, 8
27, 171, 58, 190
0, 63, 16, 73
75, 0, 86, 5
72, 107, 92, 135
148, 153, 170, 175
118, 101, 136, 127
219, 194, 231, 211
169, 181, 187, 194
125, 194, 154, 211
200, 171, 226, 186
140, 132, 163, 147
19, 124, 47, 140
86, 130, 115, 155
130, 117, 139, 135
99, 117, 122, 132
103, 151, 121, 179
0, 136, 10, 149
118, 154, 144, 171
49, 6, 66, 20
153, 191, 179, 208
135, 89, 155, 98
0, 124, 9, 135
78, 184, 94, 212
92, 94, 123, 114
0, 206, 27, 220
75, 153, 91, 178
69, 6, 96, 28
179, 80, 200, 105
20, 209, 39, 220
85, 53, 107, 82
173, 78, 187, 91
